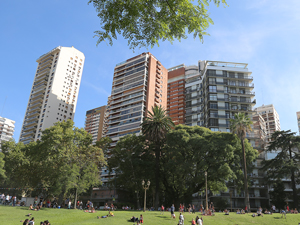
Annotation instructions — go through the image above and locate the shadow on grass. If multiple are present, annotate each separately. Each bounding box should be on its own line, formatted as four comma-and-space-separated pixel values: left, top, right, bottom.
273, 217, 281, 219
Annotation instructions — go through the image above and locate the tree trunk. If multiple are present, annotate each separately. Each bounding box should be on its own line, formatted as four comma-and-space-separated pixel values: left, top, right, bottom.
289, 147, 298, 208
154, 147, 160, 209
241, 138, 250, 211
74, 188, 77, 209
136, 191, 140, 209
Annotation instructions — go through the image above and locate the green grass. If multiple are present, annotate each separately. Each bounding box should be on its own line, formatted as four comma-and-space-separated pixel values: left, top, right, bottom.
0, 206, 299, 225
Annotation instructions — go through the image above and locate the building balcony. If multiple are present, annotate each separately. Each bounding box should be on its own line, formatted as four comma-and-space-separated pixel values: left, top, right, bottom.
22, 126, 37, 132
23, 120, 38, 127
21, 130, 36, 137
31, 92, 45, 101
35, 74, 49, 83
27, 106, 41, 114
224, 90, 255, 96
26, 111, 40, 118
226, 83, 254, 89
20, 136, 34, 142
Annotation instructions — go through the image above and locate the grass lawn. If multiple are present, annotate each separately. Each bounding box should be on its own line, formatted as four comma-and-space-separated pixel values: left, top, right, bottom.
0, 206, 299, 225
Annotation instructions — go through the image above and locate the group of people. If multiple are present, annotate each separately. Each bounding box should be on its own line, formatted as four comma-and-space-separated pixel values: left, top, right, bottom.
130, 214, 143, 224
21, 217, 50, 225
1, 193, 18, 206
177, 213, 203, 225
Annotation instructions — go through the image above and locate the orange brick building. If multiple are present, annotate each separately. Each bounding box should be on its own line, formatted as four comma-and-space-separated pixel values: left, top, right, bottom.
167, 65, 186, 125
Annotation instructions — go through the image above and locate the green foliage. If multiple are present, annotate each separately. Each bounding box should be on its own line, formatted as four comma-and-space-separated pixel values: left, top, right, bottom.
212, 197, 229, 211
269, 180, 286, 210
162, 125, 257, 205
141, 105, 174, 144
88, 0, 227, 49
2, 120, 106, 203
108, 135, 155, 207
109, 125, 257, 208
0, 152, 6, 181
141, 105, 174, 208
263, 130, 300, 208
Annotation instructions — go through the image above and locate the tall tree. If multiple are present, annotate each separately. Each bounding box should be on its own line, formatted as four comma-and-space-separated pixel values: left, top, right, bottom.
263, 130, 300, 208
2, 121, 106, 205
108, 135, 155, 208
269, 179, 286, 210
141, 105, 174, 208
230, 112, 253, 211
88, 0, 227, 49
162, 125, 257, 206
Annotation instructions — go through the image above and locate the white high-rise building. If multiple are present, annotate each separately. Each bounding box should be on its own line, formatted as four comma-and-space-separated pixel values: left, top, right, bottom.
0, 116, 15, 151
19, 46, 85, 144
254, 104, 281, 140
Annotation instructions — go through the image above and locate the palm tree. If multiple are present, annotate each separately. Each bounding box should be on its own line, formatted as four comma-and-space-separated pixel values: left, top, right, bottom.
230, 112, 252, 211
141, 105, 174, 209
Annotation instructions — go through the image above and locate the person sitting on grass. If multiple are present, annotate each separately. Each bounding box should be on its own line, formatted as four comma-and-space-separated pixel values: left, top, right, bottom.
108, 211, 114, 217
257, 210, 263, 217
241, 209, 245, 214
139, 214, 143, 224
236, 209, 241, 214
294, 208, 298, 214
264, 209, 271, 214
191, 218, 196, 225
224, 209, 229, 215
28, 217, 35, 225
22, 219, 29, 225
29, 204, 34, 210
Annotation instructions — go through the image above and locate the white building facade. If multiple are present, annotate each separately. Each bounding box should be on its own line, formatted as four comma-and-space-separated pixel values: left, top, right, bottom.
0, 116, 15, 151
19, 46, 85, 144
254, 104, 281, 140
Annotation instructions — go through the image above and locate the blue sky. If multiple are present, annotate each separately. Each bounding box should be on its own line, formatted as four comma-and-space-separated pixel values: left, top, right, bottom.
1, 0, 300, 141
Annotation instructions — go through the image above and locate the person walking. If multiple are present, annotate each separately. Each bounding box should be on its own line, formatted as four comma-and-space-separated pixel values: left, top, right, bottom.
171, 204, 175, 219
160, 204, 164, 215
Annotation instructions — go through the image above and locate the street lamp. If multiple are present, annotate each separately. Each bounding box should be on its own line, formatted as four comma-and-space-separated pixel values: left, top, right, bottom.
142, 180, 150, 212
205, 171, 208, 212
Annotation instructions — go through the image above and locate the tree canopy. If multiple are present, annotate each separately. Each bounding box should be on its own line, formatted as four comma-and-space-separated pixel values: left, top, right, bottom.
88, 0, 227, 49
263, 130, 300, 208
2, 120, 106, 205
108, 124, 258, 207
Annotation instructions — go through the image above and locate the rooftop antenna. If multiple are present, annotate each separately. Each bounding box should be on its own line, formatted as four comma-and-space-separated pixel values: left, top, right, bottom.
1, 96, 7, 117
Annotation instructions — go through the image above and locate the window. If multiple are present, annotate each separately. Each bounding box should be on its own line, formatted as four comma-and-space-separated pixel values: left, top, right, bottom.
209, 86, 217, 92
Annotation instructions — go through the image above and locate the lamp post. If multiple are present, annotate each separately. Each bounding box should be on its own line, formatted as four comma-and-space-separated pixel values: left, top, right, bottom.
142, 180, 150, 212
205, 171, 208, 212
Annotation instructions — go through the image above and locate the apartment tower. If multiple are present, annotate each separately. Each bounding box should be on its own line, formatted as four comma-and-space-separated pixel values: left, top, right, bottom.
254, 104, 281, 140
167, 65, 186, 125
19, 46, 85, 144
106, 52, 168, 148
85, 106, 107, 144
0, 116, 15, 151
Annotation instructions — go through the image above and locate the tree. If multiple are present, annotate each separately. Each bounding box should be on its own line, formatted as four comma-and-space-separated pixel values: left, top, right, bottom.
141, 105, 174, 208
88, 0, 227, 49
162, 125, 257, 206
263, 130, 300, 208
2, 121, 106, 206
269, 179, 286, 210
108, 135, 155, 208
230, 112, 253, 211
